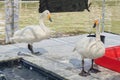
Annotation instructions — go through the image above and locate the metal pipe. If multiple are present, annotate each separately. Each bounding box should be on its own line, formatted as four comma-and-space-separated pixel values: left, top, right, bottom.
102, 0, 105, 33
11, 0, 14, 37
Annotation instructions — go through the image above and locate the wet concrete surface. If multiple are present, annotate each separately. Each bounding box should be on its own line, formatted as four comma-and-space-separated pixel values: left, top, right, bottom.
0, 33, 120, 80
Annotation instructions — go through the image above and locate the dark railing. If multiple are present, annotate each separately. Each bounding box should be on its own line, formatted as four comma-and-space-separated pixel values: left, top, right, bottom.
39, 0, 90, 13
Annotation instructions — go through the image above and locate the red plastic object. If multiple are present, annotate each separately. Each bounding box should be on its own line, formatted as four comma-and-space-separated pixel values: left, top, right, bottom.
95, 45, 120, 73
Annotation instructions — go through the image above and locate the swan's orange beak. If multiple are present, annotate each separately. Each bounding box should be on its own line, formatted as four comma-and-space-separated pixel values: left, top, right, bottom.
48, 14, 52, 22
93, 19, 99, 28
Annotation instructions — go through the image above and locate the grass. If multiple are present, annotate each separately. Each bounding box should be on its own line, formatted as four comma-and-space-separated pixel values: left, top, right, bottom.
19, 2, 120, 35
0, 1, 120, 41
19, 6, 91, 35
104, 20, 120, 34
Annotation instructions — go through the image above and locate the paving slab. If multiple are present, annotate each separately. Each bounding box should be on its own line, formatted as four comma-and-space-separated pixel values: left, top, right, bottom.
0, 33, 120, 80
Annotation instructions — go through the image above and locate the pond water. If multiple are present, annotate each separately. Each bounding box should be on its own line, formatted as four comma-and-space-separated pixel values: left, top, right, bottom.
0, 59, 64, 80
0, 65, 49, 80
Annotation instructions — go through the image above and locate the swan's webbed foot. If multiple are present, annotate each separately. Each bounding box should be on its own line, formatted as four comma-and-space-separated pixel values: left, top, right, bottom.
79, 59, 90, 77
33, 51, 39, 54
88, 67, 101, 73
32, 51, 42, 55
88, 59, 101, 73
79, 70, 90, 77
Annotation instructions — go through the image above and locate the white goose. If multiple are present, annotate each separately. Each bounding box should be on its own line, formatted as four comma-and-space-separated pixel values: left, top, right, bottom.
73, 19, 105, 76
10, 10, 52, 54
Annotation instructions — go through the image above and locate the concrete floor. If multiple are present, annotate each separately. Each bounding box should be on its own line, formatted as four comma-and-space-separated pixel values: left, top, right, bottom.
0, 33, 120, 80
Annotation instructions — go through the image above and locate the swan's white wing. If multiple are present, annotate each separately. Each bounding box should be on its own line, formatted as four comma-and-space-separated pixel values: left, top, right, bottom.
75, 37, 94, 58
91, 41, 105, 59
11, 26, 36, 43
11, 25, 50, 43
74, 37, 105, 59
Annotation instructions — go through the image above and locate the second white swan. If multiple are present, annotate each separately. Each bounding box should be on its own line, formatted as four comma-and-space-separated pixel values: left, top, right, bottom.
73, 19, 105, 76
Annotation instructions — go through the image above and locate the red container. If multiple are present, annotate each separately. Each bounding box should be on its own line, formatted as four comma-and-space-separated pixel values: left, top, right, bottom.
95, 45, 120, 72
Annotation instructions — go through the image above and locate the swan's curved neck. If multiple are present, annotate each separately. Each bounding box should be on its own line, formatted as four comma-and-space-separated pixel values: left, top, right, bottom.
96, 25, 100, 41
39, 18, 45, 26
39, 18, 47, 32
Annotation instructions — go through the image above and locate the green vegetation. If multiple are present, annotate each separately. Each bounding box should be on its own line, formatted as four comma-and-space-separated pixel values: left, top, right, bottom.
19, 2, 120, 35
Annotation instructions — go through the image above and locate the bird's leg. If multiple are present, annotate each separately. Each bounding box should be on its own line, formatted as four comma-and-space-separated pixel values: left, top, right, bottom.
28, 43, 34, 53
79, 59, 90, 76
28, 44, 40, 54
88, 59, 101, 73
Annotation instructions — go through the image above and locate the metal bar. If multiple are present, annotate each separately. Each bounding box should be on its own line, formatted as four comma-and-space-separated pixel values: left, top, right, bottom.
11, 0, 14, 37
5, 0, 19, 43
102, 0, 105, 33
20, 1, 39, 3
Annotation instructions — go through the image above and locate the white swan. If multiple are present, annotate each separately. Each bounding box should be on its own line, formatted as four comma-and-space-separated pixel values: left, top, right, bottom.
73, 19, 105, 76
10, 10, 52, 54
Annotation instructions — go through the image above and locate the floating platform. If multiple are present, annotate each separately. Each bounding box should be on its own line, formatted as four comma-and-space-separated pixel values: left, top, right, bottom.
95, 45, 120, 73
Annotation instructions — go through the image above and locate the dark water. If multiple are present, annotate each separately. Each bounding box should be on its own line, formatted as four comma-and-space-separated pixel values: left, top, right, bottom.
0, 66, 49, 80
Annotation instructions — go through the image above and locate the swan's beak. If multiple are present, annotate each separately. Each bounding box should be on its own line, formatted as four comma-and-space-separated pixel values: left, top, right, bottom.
93, 20, 99, 28
48, 14, 52, 22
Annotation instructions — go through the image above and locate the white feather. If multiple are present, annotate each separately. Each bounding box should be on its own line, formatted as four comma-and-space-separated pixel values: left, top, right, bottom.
10, 10, 51, 44
74, 20, 105, 59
